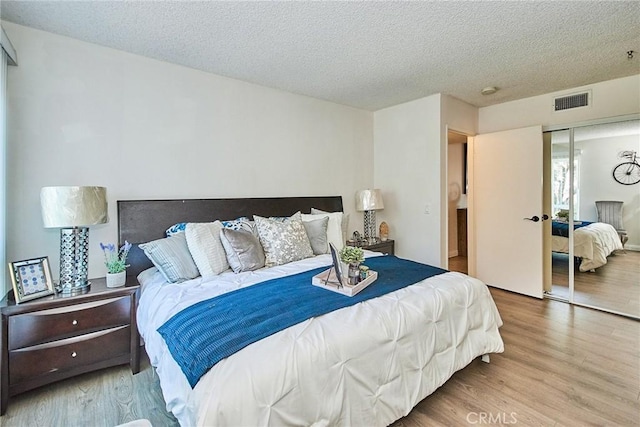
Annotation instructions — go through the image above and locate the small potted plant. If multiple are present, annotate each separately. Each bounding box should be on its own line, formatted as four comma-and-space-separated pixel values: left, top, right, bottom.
339, 246, 365, 285
100, 241, 132, 288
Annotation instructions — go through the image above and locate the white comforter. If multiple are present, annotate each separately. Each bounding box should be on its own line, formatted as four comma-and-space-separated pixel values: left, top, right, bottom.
552, 222, 623, 272
137, 252, 504, 426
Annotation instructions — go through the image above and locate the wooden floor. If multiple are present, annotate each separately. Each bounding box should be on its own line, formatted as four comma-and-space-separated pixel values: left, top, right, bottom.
1, 288, 638, 426
551, 249, 640, 318
0, 353, 180, 427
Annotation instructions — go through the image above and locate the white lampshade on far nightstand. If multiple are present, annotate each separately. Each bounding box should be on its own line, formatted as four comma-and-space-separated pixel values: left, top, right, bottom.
40, 186, 108, 294
356, 189, 384, 243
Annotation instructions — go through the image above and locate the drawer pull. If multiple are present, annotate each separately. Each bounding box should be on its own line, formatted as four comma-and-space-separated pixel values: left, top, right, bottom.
72, 320, 78, 326
71, 351, 77, 358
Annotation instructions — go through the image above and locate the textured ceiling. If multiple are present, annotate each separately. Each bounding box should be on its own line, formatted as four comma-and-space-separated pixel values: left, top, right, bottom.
1, 1, 639, 111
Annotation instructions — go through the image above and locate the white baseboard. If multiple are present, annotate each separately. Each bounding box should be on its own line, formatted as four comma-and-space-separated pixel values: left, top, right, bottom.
449, 250, 459, 258
624, 244, 639, 251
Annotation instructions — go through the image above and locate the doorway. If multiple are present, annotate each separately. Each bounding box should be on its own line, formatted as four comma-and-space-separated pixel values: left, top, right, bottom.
447, 130, 468, 274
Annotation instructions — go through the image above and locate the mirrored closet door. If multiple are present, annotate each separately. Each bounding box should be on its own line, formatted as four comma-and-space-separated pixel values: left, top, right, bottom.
546, 119, 639, 319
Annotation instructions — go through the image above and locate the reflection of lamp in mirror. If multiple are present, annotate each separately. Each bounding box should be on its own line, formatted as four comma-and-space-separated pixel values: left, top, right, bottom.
356, 189, 384, 244
40, 186, 108, 294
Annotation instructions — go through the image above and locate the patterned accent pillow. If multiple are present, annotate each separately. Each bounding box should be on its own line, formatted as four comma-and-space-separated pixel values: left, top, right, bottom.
267, 216, 289, 222
185, 221, 229, 277
254, 212, 314, 267
166, 222, 187, 237
139, 233, 199, 283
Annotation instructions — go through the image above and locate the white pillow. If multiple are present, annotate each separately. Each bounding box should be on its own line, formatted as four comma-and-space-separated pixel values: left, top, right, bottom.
302, 211, 344, 251
311, 208, 349, 243
185, 221, 229, 277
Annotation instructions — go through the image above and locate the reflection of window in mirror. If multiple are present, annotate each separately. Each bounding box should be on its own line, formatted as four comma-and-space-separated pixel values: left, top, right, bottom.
551, 146, 580, 219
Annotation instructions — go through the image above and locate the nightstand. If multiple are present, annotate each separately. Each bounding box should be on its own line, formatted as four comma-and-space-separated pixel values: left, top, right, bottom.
0, 277, 140, 415
348, 239, 395, 255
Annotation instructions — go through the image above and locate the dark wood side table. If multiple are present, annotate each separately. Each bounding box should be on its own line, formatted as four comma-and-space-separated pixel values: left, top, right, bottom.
0, 277, 140, 415
348, 239, 395, 255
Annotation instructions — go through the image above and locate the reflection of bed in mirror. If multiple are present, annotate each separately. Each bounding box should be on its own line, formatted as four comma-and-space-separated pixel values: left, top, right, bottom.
551, 220, 623, 272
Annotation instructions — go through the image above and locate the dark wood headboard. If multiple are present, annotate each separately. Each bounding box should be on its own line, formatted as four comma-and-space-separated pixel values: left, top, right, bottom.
117, 196, 343, 278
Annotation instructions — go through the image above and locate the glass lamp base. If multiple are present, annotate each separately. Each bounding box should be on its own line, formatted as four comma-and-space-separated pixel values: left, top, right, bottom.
59, 281, 91, 295
58, 227, 91, 296
363, 210, 378, 242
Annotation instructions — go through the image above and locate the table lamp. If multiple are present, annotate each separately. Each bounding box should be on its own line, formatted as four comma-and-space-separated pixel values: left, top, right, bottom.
40, 186, 108, 294
356, 189, 384, 244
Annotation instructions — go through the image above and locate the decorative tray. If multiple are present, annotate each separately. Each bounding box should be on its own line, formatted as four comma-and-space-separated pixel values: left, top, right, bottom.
311, 268, 378, 297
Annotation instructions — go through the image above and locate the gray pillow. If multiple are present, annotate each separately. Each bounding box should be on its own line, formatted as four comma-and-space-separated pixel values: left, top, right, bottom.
139, 233, 199, 283
303, 216, 329, 255
219, 228, 266, 273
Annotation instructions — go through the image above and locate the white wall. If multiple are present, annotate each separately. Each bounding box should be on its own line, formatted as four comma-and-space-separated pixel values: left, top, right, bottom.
3, 22, 373, 292
576, 134, 640, 248
443, 95, 478, 136
373, 94, 477, 267
373, 94, 442, 265
479, 75, 640, 134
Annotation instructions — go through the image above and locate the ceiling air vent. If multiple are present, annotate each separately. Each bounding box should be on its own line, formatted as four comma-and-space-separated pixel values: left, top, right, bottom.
554, 91, 590, 111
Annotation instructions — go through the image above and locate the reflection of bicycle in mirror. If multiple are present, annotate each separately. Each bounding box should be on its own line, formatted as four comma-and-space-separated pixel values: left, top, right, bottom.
613, 150, 640, 185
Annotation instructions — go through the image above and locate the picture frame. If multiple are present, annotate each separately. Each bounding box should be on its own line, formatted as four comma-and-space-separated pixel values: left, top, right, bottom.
328, 243, 345, 288
9, 256, 55, 304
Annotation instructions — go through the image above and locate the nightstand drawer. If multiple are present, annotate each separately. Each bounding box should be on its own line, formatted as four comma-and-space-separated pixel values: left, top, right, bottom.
9, 325, 130, 385
8, 296, 131, 350
348, 239, 395, 255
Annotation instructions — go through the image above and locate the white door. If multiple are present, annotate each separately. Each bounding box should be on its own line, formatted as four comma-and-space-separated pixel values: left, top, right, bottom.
473, 126, 544, 298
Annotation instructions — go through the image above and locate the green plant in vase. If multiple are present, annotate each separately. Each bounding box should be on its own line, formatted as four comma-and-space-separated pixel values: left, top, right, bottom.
100, 241, 132, 287
339, 246, 364, 265
339, 246, 364, 285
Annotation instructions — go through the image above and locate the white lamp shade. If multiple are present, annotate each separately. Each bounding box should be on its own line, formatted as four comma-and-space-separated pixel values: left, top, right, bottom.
40, 186, 108, 228
356, 189, 384, 211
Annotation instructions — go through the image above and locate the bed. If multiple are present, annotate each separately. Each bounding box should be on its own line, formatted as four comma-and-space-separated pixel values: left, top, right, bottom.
551, 220, 623, 272
118, 196, 504, 426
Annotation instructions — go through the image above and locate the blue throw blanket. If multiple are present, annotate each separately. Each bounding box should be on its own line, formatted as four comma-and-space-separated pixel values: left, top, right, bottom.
552, 220, 593, 237
158, 256, 447, 387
